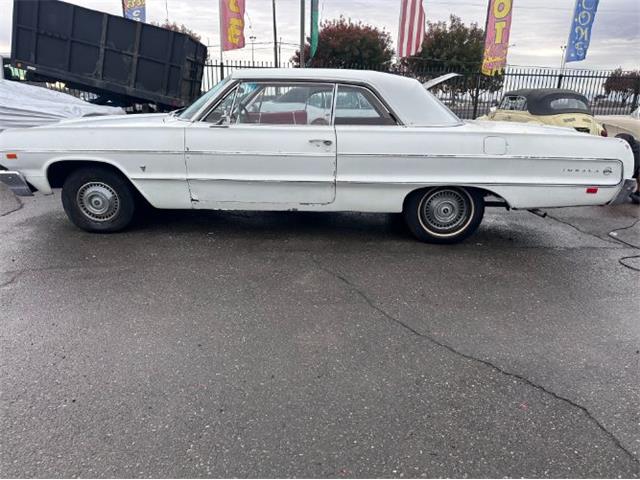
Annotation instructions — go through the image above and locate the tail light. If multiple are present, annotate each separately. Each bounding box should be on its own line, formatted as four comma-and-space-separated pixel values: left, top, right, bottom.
601, 126, 608, 137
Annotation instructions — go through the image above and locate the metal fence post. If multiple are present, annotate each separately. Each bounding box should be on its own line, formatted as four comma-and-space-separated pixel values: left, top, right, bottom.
472, 73, 481, 119
220, 61, 225, 81
557, 72, 563, 89
631, 77, 640, 112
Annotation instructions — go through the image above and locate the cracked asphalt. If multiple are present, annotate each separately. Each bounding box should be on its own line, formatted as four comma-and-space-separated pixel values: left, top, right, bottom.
1, 186, 639, 478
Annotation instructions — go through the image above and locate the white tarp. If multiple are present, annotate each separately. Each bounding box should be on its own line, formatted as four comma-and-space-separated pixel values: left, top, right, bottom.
0, 79, 125, 131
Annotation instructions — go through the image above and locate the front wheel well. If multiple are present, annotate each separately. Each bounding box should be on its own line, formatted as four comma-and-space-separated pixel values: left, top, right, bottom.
402, 186, 510, 210
47, 160, 125, 188
46, 160, 150, 206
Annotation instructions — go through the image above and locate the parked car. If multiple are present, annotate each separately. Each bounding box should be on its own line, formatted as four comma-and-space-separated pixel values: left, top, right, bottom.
597, 106, 640, 138
596, 107, 640, 203
480, 88, 606, 136
0, 69, 635, 243
0, 77, 125, 132
0, 54, 124, 132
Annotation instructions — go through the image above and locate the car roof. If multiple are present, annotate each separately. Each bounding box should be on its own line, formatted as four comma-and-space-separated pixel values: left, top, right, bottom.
502, 88, 592, 115
504, 88, 588, 101
229, 68, 461, 126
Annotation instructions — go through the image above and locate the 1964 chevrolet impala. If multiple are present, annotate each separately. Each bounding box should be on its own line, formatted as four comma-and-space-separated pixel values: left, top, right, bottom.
0, 69, 635, 243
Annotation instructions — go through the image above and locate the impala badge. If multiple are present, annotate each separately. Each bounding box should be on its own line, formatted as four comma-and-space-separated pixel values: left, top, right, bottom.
603, 167, 612, 176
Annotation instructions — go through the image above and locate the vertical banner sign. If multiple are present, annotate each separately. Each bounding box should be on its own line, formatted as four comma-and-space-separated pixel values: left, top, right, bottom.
565, 0, 599, 63
220, 0, 246, 51
397, 0, 426, 58
481, 0, 513, 76
310, 0, 319, 59
122, 0, 146, 22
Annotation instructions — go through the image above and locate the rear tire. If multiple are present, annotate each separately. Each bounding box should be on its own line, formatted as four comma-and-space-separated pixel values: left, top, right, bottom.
61, 167, 136, 232
403, 187, 484, 244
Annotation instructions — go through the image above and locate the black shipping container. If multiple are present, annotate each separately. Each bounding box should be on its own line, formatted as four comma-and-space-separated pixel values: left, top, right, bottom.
11, 0, 208, 109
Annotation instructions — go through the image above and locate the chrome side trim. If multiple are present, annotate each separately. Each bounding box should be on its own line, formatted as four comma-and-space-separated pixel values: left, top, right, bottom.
337, 180, 620, 188
6, 149, 333, 158
186, 150, 334, 157
5, 149, 623, 165
186, 178, 332, 184
338, 153, 624, 163
6, 149, 184, 155
128, 176, 622, 189
336, 180, 622, 188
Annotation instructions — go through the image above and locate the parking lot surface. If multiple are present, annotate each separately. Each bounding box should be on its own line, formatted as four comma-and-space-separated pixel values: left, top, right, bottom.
1, 189, 639, 477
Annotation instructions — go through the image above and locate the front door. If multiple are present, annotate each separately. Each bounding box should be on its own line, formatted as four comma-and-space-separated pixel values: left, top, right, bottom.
184, 81, 336, 208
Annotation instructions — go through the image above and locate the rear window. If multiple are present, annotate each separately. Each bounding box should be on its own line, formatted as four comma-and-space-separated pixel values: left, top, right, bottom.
549, 97, 589, 113
334, 85, 396, 126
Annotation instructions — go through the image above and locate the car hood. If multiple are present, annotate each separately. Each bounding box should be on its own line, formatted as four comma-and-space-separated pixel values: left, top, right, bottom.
29, 112, 176, 130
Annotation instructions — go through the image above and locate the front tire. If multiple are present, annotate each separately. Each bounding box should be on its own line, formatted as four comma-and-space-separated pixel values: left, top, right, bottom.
403, 187, 484, 244
61, 167, 136, 232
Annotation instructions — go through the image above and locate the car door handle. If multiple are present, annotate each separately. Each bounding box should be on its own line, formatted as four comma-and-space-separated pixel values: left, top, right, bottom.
309, 139, 333, 146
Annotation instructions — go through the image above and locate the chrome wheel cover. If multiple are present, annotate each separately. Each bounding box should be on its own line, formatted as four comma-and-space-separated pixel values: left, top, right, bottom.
418, 188, 472, 236
76, 182, 120, 222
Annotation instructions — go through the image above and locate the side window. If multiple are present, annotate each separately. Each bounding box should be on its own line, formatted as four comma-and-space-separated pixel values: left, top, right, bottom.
500, 95, 527, 111
202, 86, 237, 124
334, 85, 396, 126
236, 82, 334, 126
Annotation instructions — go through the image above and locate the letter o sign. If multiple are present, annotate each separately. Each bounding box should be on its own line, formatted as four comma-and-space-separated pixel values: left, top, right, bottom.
493, 0, 512, 19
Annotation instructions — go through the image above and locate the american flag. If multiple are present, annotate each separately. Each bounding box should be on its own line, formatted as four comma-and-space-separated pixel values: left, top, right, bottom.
397, 0, 426, 58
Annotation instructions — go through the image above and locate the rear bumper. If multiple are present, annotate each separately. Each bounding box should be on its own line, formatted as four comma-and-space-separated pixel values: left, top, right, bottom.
0, 171, 34, 196
609, 179, 636, 205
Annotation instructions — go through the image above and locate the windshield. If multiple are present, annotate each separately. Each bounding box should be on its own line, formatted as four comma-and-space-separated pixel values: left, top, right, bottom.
179, 77, 232, 120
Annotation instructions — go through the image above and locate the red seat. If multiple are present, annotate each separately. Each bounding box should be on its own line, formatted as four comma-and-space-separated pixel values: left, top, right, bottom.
257, 110, 308, 125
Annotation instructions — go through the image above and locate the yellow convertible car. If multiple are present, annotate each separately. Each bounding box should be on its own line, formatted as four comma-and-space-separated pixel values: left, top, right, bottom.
480, 88, 606, 136
480, 89, 638, 203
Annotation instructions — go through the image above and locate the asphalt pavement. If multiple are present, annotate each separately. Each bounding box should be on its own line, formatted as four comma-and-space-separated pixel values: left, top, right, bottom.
1, 188, 639, 478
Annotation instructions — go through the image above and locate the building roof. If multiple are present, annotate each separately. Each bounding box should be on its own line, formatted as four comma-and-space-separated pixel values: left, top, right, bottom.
229, 68, 461, 127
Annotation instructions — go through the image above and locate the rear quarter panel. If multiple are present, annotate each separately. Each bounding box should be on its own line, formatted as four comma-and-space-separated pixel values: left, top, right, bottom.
334, 122, 633, 210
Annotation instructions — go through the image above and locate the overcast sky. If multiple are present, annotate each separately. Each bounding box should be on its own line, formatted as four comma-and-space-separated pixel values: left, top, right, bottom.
1, 0, 638, 70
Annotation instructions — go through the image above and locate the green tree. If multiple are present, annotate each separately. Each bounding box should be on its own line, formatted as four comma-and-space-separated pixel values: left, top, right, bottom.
152, 21, 202, 43
292, 17, 393, 68
408, 15, 484, 71
604, 68, 640, 106
405, 15, 503, 107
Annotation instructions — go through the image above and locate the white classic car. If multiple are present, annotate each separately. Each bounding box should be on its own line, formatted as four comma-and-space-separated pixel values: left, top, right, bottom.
0, 69, 636, 243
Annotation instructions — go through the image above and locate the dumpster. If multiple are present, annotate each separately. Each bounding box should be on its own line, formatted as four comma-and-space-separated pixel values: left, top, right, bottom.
11, 0, 208, 109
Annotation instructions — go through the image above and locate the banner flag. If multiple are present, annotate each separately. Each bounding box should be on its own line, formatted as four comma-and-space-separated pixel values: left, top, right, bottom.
220, 0, 246, 51
310, 0, 320, 59
565, 0, 599, 63
481, 0, 513, 76
122, 0, 146, 22
397, 0, 426, 58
